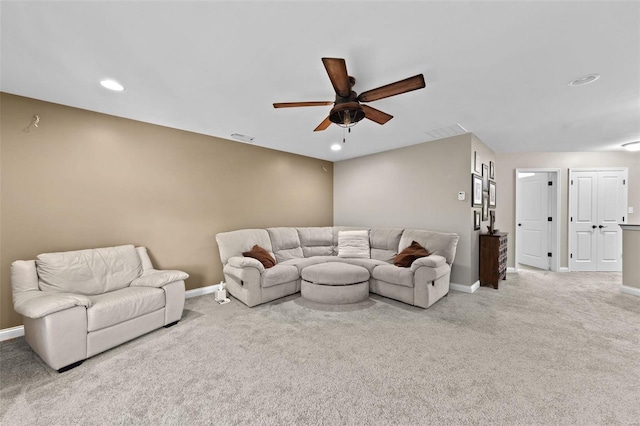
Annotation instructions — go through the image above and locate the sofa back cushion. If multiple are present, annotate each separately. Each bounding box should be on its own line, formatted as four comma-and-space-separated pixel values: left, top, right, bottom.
267, 227, 304, 263
216, 229, 274, 265
297, 227, 333, 257
36, 245, 142, 295
399, 229, 459, 265
369, 228, 404, 262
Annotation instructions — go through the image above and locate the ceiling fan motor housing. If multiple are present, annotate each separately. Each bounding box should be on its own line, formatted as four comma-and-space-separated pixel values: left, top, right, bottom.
329, 97, 365, 126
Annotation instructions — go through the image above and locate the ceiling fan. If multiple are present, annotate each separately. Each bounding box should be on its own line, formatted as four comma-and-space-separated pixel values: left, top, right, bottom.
273, 58, 426, 131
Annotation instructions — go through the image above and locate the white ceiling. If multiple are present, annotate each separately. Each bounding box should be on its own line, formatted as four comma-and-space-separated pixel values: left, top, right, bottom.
2, 1, 639, 161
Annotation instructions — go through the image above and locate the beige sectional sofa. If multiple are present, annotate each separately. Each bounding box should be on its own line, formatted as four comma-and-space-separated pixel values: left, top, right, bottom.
216, 226, 459, 309
11, 245, 188, 372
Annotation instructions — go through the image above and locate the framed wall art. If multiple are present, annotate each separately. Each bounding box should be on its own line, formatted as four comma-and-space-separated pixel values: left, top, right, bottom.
482, 163, 489, 191
474, 210, 481, 230
489, 161, 495, 180
472, 174, 483, 207
489, 181, 496, 208
482, 191, 489, 221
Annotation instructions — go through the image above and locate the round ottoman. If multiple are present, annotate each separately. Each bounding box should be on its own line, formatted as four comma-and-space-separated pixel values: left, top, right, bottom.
301, 263, 370, 304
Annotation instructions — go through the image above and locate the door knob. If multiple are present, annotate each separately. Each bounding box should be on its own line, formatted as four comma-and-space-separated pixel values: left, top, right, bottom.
518, 223, 522, 227
599, 225, 607, 229
592, 225, 597, 229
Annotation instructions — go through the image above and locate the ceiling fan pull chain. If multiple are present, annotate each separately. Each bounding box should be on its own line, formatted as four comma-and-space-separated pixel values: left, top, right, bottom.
343, 127, 346, 144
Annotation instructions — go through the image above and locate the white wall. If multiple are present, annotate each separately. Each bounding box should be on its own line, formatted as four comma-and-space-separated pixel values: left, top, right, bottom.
334, 133, 496, 287
496, 151, 640, 268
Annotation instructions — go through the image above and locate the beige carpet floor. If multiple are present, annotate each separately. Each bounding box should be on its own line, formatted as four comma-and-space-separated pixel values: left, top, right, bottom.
1, 269, 639, 425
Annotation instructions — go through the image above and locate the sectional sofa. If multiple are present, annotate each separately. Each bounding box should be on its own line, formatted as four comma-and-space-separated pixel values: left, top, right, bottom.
215, 226, 459, 309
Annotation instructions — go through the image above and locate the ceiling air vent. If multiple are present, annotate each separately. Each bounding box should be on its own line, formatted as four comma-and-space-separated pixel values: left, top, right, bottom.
230, 133, 255, 143
424, 123, 468, 141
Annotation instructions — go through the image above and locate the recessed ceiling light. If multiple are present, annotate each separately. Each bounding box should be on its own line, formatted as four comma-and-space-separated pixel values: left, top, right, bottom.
622, 141, 640, 152
568, 74, 600, 87
100, 79, 124, 91
331, 143, 342, 151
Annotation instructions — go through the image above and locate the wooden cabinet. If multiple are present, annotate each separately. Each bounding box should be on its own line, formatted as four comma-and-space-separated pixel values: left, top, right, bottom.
480, 232, 508, 289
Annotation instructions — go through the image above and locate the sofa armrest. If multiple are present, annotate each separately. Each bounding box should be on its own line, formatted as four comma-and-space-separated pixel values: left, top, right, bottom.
130, 269, 189, 288
227, 256, 265, 273
14, 291, 92, 319
410, 255, 447, 272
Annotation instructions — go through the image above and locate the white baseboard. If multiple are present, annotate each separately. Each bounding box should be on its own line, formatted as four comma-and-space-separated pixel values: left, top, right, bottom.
185, 283, 223, 299
0, 325, 25, 342
507, 267, 517, 273
559, 267, 570, 273
0, 283, 224, 342
621, 285, 640, 297
450, 281, 480, 294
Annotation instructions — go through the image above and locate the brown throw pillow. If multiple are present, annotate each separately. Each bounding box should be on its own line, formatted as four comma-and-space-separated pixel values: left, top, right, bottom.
242, 245, 276, 269
393, 241, 429, 267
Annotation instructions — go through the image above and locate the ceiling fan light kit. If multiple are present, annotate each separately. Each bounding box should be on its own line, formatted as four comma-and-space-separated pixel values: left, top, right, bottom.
273, 57, 426, 136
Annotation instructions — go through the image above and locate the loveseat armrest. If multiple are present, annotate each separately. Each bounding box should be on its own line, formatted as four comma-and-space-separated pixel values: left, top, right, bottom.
130, 269, 189, 288
14, 291, 92, 319
410, 254, 447, 272
227, 256, 265, 273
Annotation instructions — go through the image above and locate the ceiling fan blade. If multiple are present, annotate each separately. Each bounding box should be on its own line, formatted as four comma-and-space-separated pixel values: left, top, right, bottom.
322, 58, 351, 98
314, 116, 332, 132
273, 101, 333, 108
362, 105, 393, 125
357, 74, 426, 103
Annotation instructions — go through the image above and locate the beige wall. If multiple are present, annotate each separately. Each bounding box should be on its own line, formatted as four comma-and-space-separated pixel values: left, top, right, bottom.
0, 93, 334, 329
496, 151, 640, 268
334, 133, 495, 287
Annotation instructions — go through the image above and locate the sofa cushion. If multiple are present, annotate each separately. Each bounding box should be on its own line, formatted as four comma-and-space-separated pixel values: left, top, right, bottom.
36, 245, 142, 295
267, 227, 304, 263
394, 241, 430, 267
243, 245, 276, 269
372, 264, 414, 288
216, 229, 274, 265
399, 229, 459, 265
261, 264, 299, 288
297, 227, 333, 257
280, 256, 337, 273
370, 228, 404, 262
337, 230, 371, 258
86, 286, 165, 332
334, 258, 388, 275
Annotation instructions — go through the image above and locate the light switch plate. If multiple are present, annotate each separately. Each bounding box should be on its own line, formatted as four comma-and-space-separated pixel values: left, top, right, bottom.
458, 191, 465, 201
629, 207, 634, 213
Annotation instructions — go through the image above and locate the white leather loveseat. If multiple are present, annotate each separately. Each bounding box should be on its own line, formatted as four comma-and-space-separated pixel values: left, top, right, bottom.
216, 226, 459, 309
11, 245, 188, 372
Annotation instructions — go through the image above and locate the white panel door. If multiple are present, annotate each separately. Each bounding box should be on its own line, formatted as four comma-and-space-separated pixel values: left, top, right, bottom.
570, 172, 598, 271
517, 173, 549, 270
596, 171, 626, 271
569, 169, 627, 272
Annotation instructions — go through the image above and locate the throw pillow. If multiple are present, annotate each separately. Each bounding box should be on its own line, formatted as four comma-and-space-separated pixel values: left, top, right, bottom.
337, 230, 371, 258
242, 245, 276, 268
393, 241, 429, 267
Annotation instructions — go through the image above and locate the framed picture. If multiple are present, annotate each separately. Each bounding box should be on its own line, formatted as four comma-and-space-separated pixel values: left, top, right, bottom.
474, 210, 481, 230
472, 174, 483, 207
482, 191, 489, 221
489, 161, 495, 180
482, 163, 489, 191
489, 181, 496, 208
474, 151, 480, 173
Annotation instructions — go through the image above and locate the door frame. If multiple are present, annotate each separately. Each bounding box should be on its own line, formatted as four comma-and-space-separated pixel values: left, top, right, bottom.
515, 168, 561, 272
568, 167, 628, 272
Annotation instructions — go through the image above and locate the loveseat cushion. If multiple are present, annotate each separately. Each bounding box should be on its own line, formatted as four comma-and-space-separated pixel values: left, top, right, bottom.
370, 228, 404, 262
372, 264, 414, 288
267, 227, 304, 262
86, 287, 165, 332
36, 245, 142, 295
297, 227, 333, 257
261, 264, 299, 288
